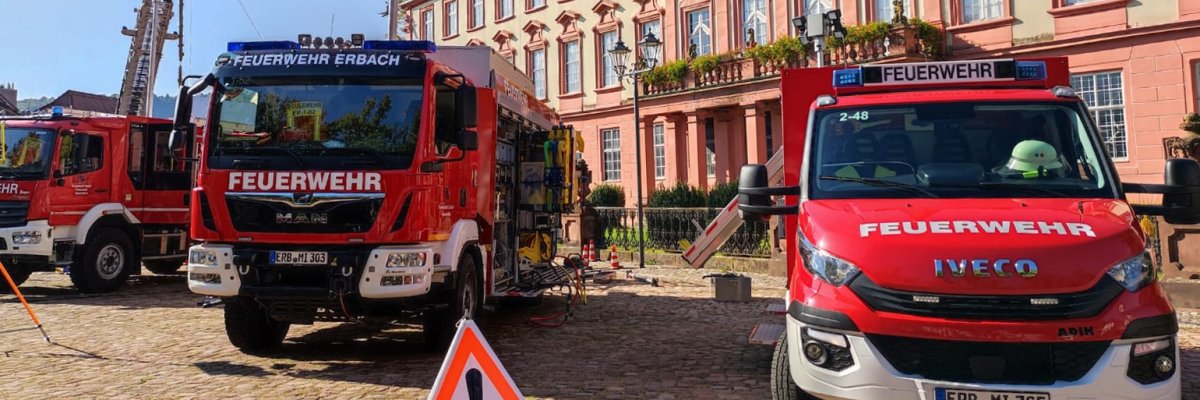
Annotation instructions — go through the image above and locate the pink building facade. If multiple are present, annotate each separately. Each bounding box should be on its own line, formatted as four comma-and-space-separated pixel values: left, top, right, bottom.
395, 0, 1200, 204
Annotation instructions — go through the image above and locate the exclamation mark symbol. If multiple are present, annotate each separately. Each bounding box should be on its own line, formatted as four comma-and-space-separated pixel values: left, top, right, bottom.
466, 368, 483, 400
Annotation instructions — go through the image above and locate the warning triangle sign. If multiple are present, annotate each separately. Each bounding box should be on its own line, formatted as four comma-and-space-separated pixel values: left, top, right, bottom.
428, 318, 523, 400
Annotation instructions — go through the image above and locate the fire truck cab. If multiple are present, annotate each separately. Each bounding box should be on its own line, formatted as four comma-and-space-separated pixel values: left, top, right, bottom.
173, 38, 578, 353
738, 58, 1198, 400
0, 112, 191, 293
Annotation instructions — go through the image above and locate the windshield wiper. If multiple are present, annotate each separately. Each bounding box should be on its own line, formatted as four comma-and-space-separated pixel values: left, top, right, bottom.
219, 146, 307, 169
818, 175, 938, 198
926, 181, 1075, 197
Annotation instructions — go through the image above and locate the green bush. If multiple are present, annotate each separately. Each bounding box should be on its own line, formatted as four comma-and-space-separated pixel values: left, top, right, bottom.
588, 184, 626, 207
706, 181, 739, 208
689, 53, 731, 75
643, 59, 689, 86
647, 182, 706, 208
771, 36, 806, 64
910, 18, 944, 58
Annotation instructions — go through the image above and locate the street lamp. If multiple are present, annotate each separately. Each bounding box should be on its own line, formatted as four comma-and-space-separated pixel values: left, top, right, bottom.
791, 9, 846, 67
608, 32, 661, 268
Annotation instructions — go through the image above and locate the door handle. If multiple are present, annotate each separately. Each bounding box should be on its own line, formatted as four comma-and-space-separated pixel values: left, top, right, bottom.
96, 188, 108, 193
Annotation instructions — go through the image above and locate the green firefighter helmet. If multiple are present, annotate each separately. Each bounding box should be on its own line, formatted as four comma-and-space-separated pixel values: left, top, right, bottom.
1005, 140, 1063, 173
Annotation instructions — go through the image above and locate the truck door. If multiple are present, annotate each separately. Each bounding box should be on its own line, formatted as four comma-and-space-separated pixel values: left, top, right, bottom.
128, 122, 191, 225
48, 130, 111, 226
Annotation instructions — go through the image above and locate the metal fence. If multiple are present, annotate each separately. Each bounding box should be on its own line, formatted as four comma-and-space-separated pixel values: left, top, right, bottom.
593, 207, 773, 257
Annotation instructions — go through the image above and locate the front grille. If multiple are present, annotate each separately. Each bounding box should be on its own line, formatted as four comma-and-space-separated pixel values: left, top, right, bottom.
0, 201, 29, 228
849, 275, 1123, 320
226, 193, 383, 234
868, 334, 1110, 385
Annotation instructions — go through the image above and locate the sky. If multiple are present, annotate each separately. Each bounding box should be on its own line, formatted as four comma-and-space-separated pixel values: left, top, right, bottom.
1, 0, 393, 99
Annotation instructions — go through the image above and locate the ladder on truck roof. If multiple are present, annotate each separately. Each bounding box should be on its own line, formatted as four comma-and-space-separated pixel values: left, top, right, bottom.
681, 151, 784, 268
116, 0, 179, 117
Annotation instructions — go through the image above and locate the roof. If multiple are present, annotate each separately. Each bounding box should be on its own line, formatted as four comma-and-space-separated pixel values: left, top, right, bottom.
36, 90, 119, 114
0, 89, 17, 114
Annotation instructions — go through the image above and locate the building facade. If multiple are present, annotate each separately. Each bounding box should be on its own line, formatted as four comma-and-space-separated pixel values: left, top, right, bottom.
394, 0, 1200, 204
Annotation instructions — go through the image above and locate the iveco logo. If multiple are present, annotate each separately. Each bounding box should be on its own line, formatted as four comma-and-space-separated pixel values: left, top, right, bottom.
276, 212, 329, 224
935, 258, 1038, 278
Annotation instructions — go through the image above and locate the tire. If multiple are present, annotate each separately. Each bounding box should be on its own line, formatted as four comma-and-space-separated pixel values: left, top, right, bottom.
424, 252, 483, 350
224, 297, 290, 353
70, 228, 137, 293
0, 263, 32, 293
143, 260, 183, 274
772, 332, 818, 400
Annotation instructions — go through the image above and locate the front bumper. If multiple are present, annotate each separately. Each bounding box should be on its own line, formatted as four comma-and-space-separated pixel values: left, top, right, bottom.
0, 220, 55, 271
786, 315, 1182, 400
185, 243, 435, 299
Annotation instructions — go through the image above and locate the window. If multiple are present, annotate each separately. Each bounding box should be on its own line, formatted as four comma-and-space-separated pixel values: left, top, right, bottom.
1194, 62, 1200, 112
1071, 71, 1127, 159
130, 124, 193, 190
531, 49, 547, 99
435, 85, 459, 154
529, 0, 545, 8
60, 133, 103, 176
705, 118, 716, 176
641, 19, 661, 42
764, 110, 775, 158
471, 0, 484, 28
687, 9, 712, 56
805, 0, 832, 13
446, 1, 458, 36
498, 0, 513, 19
961, 0, 1003, 23
421, 9, 434, 40
602, 128, 621, 181
600, 31, 619, 88
875, 0, 909, 22
742, 0, 768, 46
653, 124, 666, 179
564, 41, 581, 93
1063, 0, 1098, 5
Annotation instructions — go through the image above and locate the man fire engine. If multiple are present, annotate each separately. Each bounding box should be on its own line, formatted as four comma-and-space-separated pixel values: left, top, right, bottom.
738, 58, 1196, 400
172, 36, 578, 352
0, 111, 191, 293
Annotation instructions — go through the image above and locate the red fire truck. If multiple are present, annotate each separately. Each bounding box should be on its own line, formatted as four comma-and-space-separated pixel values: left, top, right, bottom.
737, 58, 1196, 400
0, 111, 191, 293
171, 38, 578, 352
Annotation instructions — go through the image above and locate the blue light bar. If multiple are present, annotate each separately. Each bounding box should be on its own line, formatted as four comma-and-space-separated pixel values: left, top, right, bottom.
362, 40, 437, 53
1014, 61, 1047, 81
833, 68, 863, 87
227, 41, 301, 52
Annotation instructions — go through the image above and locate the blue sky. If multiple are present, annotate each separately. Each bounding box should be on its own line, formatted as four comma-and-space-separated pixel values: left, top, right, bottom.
1, 0, 393, 99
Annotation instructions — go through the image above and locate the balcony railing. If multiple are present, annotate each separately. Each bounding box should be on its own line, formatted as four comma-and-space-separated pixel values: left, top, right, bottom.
593, 207, 774, 258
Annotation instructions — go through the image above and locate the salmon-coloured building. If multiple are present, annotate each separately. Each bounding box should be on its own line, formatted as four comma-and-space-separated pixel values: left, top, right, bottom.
393, 0, 1200, 204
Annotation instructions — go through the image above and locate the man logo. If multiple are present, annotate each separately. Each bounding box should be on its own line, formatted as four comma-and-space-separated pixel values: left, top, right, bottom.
275, 212, 329, 224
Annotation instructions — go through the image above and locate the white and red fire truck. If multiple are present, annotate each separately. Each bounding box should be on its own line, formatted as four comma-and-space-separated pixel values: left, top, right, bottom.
173, 38, 579, 352
738, 58, 1197, 399
0, 111, 191, 293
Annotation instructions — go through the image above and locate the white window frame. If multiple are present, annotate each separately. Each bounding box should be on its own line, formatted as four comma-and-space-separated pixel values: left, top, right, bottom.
422, 9, 434, 40
499, 0, 513, 19
602, 128, 622, 181
565, 41, 581, 94
687, 9, 712, 56
530, 0, 545, 8
875, 0, 909, 22
1063, 0, 1099, 5
653, 123, 666, 179
446, 1, 458, 36
1071, 71, 1128, 160
600, 31, 619, 88
642, 19, 662, 42
472, 0, 485, 28
742, 0, 768, 46
961, 0, 1003, 24
532, 49, 547, 99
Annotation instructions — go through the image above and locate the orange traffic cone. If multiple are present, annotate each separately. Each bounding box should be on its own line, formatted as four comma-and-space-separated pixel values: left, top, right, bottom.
610, 244, 621, 269
582, 243, 591, 262
588, 240, 598, 262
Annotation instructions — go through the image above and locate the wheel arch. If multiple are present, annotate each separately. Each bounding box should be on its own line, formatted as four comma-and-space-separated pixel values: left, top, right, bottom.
74, 203, 140, 245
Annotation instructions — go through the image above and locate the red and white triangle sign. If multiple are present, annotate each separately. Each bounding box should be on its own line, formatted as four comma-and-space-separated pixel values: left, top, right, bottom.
428, 318, 524, 400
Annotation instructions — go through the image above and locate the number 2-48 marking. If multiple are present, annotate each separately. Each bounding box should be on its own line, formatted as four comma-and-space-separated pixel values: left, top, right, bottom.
839, 111, 869, 121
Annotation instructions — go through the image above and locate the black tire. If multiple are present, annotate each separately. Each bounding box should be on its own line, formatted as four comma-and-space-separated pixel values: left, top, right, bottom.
424, 252, 483, 350
224, 297, 290, 353
70, 228, 137, 293
772, 332, 818, 400
0, 263, 32, 293
143, 260, 183, 274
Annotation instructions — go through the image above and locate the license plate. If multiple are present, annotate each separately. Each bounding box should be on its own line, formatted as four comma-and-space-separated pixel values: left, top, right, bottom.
269, 251, 328, 265
936, 388, 1049, 400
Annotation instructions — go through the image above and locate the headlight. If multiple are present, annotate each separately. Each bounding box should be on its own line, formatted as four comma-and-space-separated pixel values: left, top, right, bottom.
386, 252, 427, 268
799, 233, 860, 286
12, 231, 41, 245
189, 249, 218, 267
1106, 251, 1155, 292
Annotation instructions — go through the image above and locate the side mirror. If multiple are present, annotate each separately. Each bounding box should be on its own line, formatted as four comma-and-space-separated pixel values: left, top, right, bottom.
1125, 158, 1200, 225
52, 170, 64, 186
168, 125, 195, 155
455, 86, 478, 128
459, 129, 478, 151
169, 84, 194, 154
737, 164, 799, 219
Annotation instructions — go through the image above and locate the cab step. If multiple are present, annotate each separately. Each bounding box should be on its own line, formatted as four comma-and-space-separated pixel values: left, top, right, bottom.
749, 321, 786, 346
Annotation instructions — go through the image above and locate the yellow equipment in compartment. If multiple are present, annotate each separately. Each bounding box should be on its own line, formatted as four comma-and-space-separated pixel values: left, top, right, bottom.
547, 125, 583, 210
518, 232, 552, 264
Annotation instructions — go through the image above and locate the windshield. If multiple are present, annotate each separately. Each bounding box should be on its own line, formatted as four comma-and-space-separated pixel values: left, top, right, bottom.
210, 78, 424, 170
0, 124, 55, 180
808, 101, 1116, 199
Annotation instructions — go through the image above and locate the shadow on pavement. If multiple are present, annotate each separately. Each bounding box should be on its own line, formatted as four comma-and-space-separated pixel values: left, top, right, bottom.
1, 273, 197, 309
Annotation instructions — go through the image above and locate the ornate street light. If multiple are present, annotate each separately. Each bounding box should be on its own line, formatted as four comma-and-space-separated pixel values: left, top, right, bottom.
608, 31, 662, 268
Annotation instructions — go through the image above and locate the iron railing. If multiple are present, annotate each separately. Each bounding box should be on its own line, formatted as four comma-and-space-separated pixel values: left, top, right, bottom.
593, 207, 773, 257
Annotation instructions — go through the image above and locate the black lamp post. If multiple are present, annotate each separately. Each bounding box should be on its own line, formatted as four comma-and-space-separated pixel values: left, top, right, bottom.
608, 32, 661, 268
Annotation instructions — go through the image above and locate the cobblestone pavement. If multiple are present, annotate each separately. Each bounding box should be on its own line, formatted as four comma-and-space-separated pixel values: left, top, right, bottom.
1, 266, 1198, 399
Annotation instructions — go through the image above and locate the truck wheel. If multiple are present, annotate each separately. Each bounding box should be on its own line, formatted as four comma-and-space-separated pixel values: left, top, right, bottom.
772, 332, 817, 400
70, 228, 137, 293
424, 253, 483, 350
224, 297, 290, 353
143, 260, 183, 274
0, 263, 32, 293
